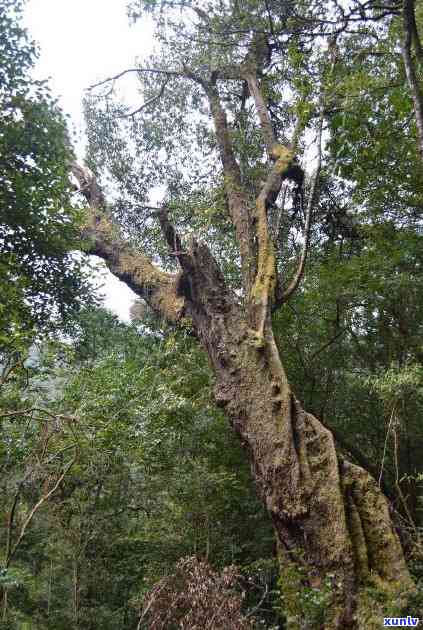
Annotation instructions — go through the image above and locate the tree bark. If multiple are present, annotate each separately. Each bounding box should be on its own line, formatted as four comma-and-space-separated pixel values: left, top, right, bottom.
402, 0, 423, 161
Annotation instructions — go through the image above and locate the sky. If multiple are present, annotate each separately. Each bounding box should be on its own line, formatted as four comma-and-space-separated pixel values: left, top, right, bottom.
24, 0, 155, 320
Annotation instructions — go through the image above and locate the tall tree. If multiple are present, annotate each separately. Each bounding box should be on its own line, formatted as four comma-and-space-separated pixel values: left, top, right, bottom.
73, 0, 422, 626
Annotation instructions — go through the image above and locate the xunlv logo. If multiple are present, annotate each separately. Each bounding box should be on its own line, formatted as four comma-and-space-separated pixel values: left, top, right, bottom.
383, 618, 420, 627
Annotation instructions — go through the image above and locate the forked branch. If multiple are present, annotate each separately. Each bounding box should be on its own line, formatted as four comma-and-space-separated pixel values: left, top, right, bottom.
249, 145, 295, 341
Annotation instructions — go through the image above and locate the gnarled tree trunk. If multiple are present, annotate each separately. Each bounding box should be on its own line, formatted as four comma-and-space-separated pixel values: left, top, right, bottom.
166, 240, 412, 628
72, 35, 414, 624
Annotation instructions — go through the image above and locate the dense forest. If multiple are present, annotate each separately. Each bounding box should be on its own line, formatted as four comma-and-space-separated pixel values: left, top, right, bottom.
2, 0, 423, 627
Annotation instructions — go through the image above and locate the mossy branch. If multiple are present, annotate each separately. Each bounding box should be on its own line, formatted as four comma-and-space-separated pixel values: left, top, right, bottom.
71, 163, 185, 324
249, 145, 294, 341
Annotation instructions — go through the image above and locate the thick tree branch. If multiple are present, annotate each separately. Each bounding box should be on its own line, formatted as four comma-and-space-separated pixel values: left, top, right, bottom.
71, 164, 184, 324
404, 0, 423, 61
205, 84, 244, 189
243, 64, 317, 328
239, 57, 305, 337
205, 84, 254, 290
242, 74, 298, 337
157, 207, 192, 270
402, 0, 423, 160
249, 145, 295, 341
245, 73, 277, 158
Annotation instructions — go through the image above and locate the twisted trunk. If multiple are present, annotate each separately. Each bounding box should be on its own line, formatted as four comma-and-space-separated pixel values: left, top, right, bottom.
73, 115, 412, 625
174, 240, 412, 628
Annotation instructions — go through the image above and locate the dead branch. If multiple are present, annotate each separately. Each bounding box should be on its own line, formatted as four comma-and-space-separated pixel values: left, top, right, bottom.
71, 163, 185, 324
6, 455, 76, 568
118, 79, 170, 118
88, 67, 181, 91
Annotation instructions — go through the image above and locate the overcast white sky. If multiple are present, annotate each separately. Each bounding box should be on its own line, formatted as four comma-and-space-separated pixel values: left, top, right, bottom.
24, 0, 155, 321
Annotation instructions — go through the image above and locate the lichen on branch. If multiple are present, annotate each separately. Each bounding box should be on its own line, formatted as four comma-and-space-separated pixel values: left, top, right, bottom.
249, 144, 294, 342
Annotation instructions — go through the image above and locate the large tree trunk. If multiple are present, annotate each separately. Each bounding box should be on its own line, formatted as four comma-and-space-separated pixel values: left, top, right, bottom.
174, 240, 413, 628
72, 132, 413, 629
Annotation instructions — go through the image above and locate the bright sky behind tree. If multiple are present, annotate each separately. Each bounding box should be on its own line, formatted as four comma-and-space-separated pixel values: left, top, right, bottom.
24, 0, 154, 320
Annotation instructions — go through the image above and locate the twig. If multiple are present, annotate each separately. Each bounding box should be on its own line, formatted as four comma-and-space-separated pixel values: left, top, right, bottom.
245, 583, 269, 618
88, 68, 181, 91
118, 79, 170, 118
309, 327, 348, 361
137, 582, 167, 630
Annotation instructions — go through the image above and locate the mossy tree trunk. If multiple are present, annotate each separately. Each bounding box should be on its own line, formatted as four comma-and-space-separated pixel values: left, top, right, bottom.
72, 38, 413, 627
164, 241, 411, 628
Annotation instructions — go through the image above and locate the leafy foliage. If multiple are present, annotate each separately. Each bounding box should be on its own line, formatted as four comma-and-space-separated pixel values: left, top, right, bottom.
0, 0, 93, 352
0, 309, 279, 628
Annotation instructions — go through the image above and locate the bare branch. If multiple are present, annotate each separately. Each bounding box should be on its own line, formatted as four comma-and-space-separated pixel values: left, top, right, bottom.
264, 0, 277, 40
6, 456, 76, 568
0, 407, 78, 422
5, 474, 30, 567
118, 79, 170, 118
245, 583, 269, 618
205, 84, 254, 289
71, 162, 106, 208
309, 327, 348, 361
88, 67, 181, 91
206, 84, 243, 187
272, 184, 288, 239
248, 145, 296, 341
245, 73, 276, 157
157, 207, 190, 266
0, 408, 35, 419
191, 5, 211, 24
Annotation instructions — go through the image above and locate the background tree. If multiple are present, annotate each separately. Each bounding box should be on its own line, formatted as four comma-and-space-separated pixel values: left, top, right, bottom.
0, 0, 93, 355
3, 0, 423, 627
